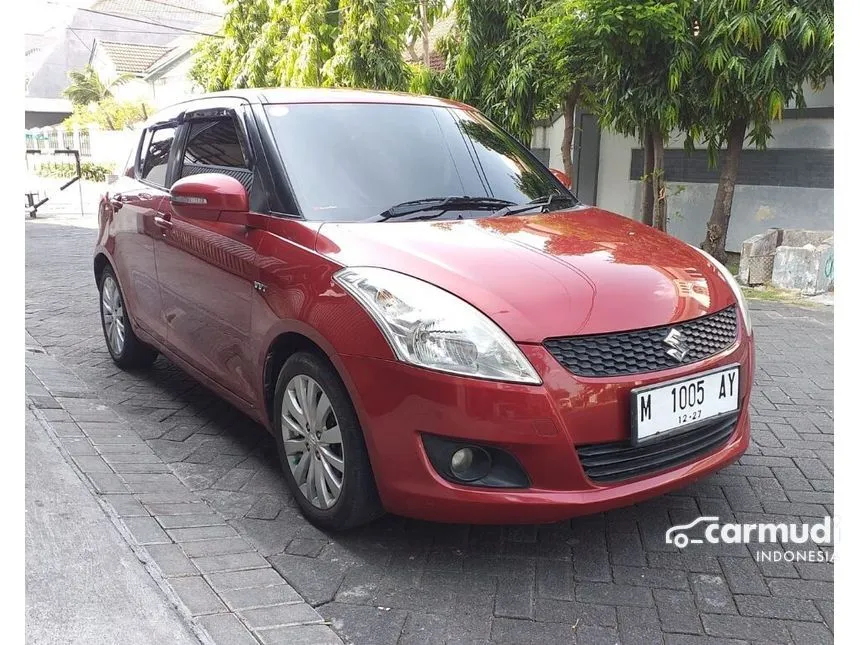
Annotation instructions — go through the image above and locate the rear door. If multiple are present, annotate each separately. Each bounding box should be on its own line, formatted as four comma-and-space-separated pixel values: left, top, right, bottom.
153, 105, 263, 402
109, 124, 178, 341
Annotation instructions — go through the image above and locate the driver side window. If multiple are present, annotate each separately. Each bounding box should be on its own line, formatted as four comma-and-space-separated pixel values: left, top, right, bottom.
179, 117, 264, 211
181, 119, 251, 186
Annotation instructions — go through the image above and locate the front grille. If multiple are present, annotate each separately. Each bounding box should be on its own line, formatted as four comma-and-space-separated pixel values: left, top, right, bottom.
576, 413, 738, 483
544, 306, 737, 378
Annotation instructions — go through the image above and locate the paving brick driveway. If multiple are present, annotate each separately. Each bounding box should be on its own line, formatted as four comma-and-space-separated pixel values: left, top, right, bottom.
26, 221, 834, 644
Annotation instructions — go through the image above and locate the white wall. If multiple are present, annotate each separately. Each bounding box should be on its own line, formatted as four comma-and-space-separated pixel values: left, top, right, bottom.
532, 117, 570, 172
112, 79, 153, 104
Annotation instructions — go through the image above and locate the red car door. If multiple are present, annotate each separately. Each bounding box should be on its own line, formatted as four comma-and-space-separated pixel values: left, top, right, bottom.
153, 112, 262, 403
108, 126, 178, 341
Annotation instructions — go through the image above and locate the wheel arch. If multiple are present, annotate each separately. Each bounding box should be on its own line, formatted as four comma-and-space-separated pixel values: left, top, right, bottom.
263, 331, 343, 427
94, 252, 111, 286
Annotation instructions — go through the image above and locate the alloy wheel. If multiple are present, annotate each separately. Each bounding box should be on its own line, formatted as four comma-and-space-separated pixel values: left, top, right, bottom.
101, 275, 126, 356
281, 374, 345, 509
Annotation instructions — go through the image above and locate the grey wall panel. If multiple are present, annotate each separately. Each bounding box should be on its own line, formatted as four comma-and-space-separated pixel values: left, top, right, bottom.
630, 148, 833, 189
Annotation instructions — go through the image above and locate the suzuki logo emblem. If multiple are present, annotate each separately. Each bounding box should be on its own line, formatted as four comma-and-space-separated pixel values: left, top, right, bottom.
663, 328, 690, 362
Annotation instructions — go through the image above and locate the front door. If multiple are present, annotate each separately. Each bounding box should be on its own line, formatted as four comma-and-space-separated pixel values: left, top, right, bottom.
154, 114, 261, 402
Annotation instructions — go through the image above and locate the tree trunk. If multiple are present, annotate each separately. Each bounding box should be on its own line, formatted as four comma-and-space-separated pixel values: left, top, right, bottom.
702, 118, 746, 263
652, 130, 667, 232
407, 35, 419, 63
640, 127, 655, 227
560, 84, 581, 185
420, 0, 430, 67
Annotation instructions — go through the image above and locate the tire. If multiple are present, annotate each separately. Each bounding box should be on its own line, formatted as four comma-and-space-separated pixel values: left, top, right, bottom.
99, 266, 158, 369
274, 351, 383, 531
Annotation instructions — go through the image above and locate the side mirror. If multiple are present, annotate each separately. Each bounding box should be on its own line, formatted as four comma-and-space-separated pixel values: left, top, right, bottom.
169, 173, 249, 224
550, 168, 572, 189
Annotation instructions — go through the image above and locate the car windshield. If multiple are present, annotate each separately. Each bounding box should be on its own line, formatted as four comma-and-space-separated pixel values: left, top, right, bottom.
264, 102, 575, 222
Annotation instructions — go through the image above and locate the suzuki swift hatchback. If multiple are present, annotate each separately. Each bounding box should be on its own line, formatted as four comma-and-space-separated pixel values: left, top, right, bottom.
95, 89, 754, 530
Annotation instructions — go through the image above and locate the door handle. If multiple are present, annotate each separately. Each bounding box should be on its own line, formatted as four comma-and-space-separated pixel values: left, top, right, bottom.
109, 193, 125, 209
154, 216, 172, 230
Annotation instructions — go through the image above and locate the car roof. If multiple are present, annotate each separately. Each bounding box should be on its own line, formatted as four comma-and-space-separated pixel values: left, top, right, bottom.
146, 87, 475, 125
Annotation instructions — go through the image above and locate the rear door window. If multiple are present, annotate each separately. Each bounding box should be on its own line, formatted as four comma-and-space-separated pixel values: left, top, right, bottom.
139, 126, 177, 188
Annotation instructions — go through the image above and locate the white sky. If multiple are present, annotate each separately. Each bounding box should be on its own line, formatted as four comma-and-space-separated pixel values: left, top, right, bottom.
26, 0, 92, 37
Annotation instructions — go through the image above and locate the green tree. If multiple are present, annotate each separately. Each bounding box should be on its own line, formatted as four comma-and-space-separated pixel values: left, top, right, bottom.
189, 0, 278, 91
402, 0, 445, 67
443, 0, 556, 143
280, 0, 337, 86
527, 0, 602, 181
190, 0, 413, 92
62, 66, 134, 106
63, 98, 152, 131
588, 0, 695, 231
324, 0, 410, 91
692, 0, 834, 262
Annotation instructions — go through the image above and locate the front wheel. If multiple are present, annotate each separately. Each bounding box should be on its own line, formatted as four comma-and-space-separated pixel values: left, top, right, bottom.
99, 267, 158, 369
274, 352, 383, 531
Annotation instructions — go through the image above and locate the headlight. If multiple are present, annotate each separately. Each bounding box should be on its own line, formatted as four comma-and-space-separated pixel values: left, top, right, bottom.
689, 245, 752, 333
333, 267, 541, 384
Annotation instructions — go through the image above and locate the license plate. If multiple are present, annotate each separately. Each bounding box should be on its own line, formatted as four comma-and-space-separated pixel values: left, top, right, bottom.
632, 365, 740, 444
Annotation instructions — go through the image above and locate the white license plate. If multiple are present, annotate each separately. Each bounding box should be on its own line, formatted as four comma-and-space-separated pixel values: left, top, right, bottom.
632, 365, 740, 444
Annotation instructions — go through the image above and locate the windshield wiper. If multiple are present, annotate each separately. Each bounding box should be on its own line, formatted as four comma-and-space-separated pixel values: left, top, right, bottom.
491, 193, 577, 218
371, 196, 516, 222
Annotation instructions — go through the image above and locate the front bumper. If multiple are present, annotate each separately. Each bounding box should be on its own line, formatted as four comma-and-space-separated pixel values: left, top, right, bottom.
340, 334, 753, 524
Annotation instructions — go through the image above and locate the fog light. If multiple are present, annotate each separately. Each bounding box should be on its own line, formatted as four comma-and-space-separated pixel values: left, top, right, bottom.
447, 445, 491, 482
421, 434, 529, 488
451, 448, 473, 477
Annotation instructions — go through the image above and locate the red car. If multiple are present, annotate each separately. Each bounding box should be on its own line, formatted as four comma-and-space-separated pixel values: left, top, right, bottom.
95, 89, 754, 530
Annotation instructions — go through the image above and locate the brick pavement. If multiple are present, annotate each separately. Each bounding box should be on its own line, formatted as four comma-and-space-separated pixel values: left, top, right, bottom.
25, 220, 834, 644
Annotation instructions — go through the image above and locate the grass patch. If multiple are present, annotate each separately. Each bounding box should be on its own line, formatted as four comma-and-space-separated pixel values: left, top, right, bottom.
740, 285, 835, 307
741, 286, 799, 302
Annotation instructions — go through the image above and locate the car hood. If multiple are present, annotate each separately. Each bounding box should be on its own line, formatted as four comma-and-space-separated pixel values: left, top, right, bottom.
316, 207, 736, 343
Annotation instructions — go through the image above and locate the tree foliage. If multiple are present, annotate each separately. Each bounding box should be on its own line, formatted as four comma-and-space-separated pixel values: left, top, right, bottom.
281, 0, 337, 87
325, 0, 411, 90
691, 0, 834, 260
187, 0, 834, 256
526, 0, 601, 182
402, 0, 446, 64
63, 98, 152, 131
692, 0, 833, 155
440, 0, 557, 143
189, 0, 282, 90
62, 65, 134, 106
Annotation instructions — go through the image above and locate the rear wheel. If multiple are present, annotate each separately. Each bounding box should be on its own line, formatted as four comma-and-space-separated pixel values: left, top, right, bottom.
274, 351, 383, 530
99, 266, 158, 368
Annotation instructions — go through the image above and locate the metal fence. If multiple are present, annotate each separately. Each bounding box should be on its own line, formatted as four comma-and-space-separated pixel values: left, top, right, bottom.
24, 125, 136, 168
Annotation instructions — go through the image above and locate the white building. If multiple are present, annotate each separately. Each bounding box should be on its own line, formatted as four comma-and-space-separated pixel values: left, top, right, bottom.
89, 36, 201, 109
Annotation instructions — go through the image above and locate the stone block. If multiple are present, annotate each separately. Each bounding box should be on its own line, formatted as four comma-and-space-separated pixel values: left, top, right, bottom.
738, 228, 781, 285
742, 228, 782, 258
771, 243, 834, 295
781, 229, 833, 248
747, 255, 775, 286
